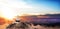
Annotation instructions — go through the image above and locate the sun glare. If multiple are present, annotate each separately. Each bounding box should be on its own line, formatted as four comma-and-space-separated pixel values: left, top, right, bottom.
1, 7, 17, 19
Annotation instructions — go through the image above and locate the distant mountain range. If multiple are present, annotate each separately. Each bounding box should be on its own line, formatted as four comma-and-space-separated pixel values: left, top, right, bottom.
20, 14, 60, 26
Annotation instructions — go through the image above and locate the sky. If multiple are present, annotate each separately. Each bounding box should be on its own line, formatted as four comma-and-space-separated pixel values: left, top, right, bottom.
0, 0, 60, 18
22, 0, 60, 14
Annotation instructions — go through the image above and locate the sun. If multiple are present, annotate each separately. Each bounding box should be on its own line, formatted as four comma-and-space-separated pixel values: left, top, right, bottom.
1, 7, 17, 19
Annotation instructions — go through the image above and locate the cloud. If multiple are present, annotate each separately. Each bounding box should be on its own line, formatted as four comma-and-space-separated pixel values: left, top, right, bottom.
0, 0, 33, 17
0, 0, 59, 17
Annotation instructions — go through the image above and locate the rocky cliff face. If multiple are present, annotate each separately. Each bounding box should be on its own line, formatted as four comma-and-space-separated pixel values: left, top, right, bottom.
6, 21, 30, 29
6, 14, 60, 29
